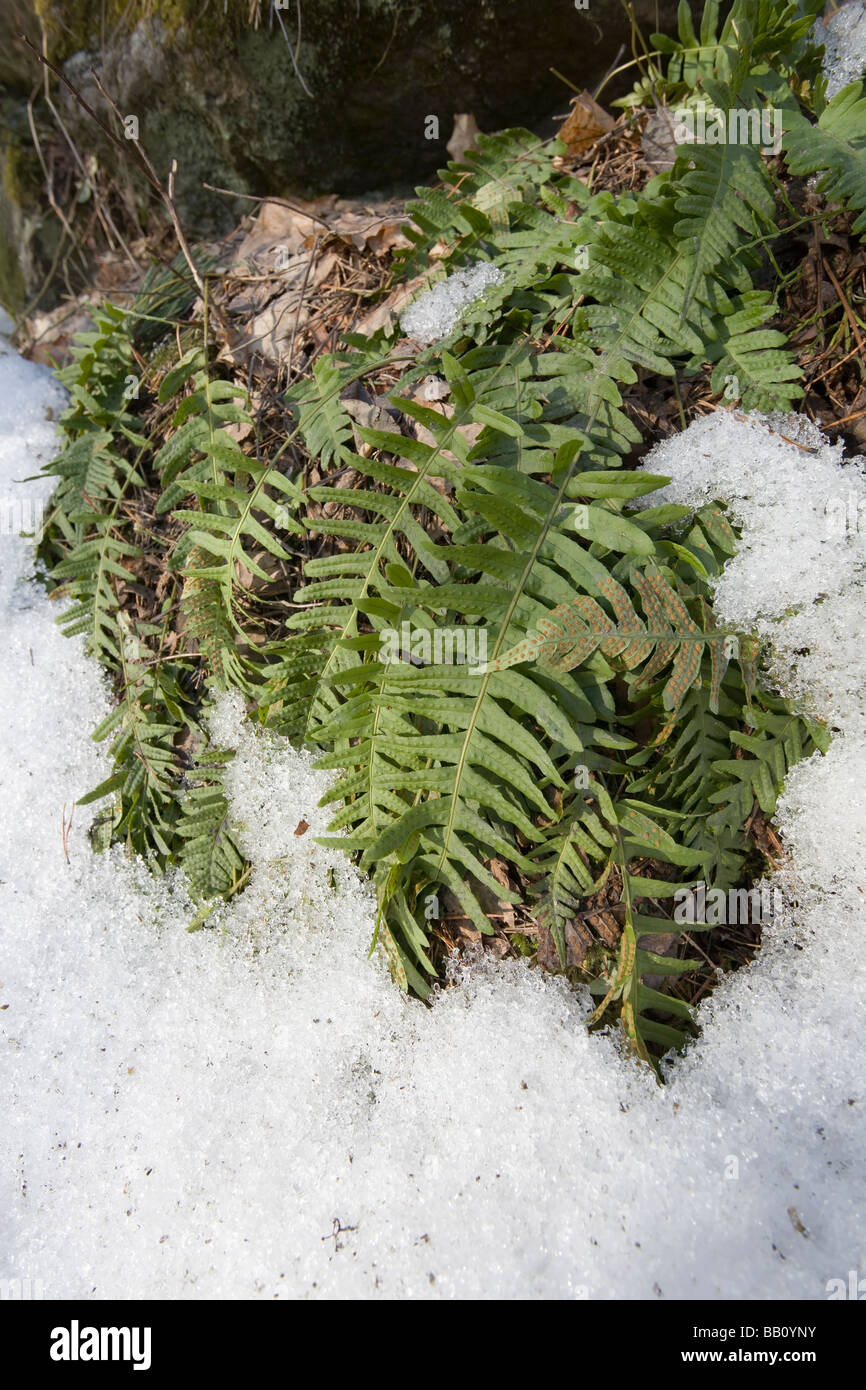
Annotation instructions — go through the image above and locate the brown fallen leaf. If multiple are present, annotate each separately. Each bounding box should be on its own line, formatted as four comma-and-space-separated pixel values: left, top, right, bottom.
537, 917, 594, 972
341, 392, 403, 455
232, 197, 333, 269
353, 271, 430, 337
641, 107, 686, 173
325, 210, 411, 256
294, 819, 310, 837
223, 418, 254, 444
447, 113, 482, 163
233, 251, 338, 365
556, 90, 615, 157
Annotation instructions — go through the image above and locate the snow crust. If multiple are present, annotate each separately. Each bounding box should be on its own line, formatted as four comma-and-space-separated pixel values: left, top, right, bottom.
400, 262, 505, 344
1, 346, 864, 1300
817, 1, 866, 100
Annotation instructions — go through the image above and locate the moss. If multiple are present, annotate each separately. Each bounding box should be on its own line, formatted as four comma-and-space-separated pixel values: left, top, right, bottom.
2, 137, 42, 212
34, 0, 415, 63
0, 222, 27, 315
0, 144, 33, 313
0, 100, 64, 315
33, 0, 245, 61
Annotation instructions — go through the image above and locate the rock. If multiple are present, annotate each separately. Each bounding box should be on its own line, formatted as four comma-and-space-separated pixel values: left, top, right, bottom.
0, 96, 62, 315
0, 0, 678, 312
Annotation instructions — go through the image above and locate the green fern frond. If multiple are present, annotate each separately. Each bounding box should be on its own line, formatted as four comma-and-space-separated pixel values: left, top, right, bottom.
673, 127, 775, 306
783, 82, 866, 235
702, 290, 803, 410
395, 128, 566, 277
181, 546, 248, 692
176, 745, 247, 900
478, 563, 758, 730
39, 0, 839, 1066
78, 615, 192, 859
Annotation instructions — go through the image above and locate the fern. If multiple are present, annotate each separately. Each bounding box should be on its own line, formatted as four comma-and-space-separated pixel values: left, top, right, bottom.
783, 82, 866, 236
395, 128, 567, 278
702, 290, 803, 410
180, 546, 249, 692
275, 185, 805, 1031
176, 743, 247, 901
583, 813, 704, 1069
652, 0, 824, 91
478, 562, 759, 725
40, 0, 843, 1071
154, 349, 304, 636
39, 311, 294, 909
671, 106, 776, 311
271, 0, 829, 1054
79, 614, 193, 859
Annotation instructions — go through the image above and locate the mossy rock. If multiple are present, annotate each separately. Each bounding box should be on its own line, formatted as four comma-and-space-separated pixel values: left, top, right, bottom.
0, 97, 63, 316
3, 0, 677, 241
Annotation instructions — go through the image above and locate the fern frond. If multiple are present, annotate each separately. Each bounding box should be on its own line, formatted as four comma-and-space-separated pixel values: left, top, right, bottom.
673, 133, 775, 310
479, 563, 758, 732
79, 615, 192, 858
395, 128, 565, 277
702, 290, 803, 410
709, 694, 832, 825
176, 746, 247, 900
181, 546, 249, 692
51, 522, 142, 663
783, 82, 866, 235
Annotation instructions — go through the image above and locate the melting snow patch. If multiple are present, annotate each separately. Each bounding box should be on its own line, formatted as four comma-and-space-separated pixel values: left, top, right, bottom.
641, 409, 866, 729
400, 262, 505, 344
1, 354, 864, 1299
816, 1, 866, 100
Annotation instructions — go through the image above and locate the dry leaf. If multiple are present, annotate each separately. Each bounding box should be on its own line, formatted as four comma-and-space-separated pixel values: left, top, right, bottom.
556, 90, 615, 156
233, 198, 330, 269
641, 107, 685, 173
353, 272, 430, 336
421, 374, 450, 401
447, 113, 482, 163
223, 418, 254, 443
341, 390, 403, 456
326, 210, 410, 255
537, 919, 594, 973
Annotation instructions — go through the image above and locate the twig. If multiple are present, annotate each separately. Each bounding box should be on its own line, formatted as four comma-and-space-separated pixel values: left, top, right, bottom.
273, 0, 313, 97
729, 409, 821, 452
19, 33, 209, 307
17, 32, 152, 181
822, 257, 866, 367
25, 88, 86, 278
61, 803, 74, 865
38, 65, 139, 272
201, 182, 331, 229
90, 70, 206, 302
550, 65, 582, 96
371, 6, 400, 76
808, 339, 864, 388
679, 931, 717, 970
826, 404, 866, 428
286, 236, 320, 379
594, 43, 626, 101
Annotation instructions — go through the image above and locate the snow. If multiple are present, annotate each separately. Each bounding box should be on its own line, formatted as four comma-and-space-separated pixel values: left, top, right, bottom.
817, 1, 866, 100
400, 262, 505, 344
640, 410, 866, 731
1, 344, 864, 1299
